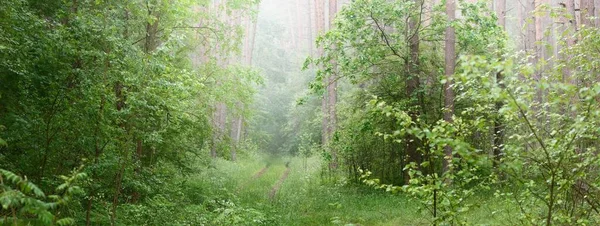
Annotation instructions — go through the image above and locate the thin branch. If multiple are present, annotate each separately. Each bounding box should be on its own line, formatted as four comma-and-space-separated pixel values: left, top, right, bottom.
132, 25, 220, 45
370, 12, 403, 59
506, 90, 552, 163
172, 25, 220, 38
406, 0, 426, 47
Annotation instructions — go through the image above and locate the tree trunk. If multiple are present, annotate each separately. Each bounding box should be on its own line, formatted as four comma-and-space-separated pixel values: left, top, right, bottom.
595, 0, 600, 26
230, 105, 243, 161
581, 0, 595, 27
535, 0, 543, 60
132, 5, 160, 203
495, 0, 506, 28
327, 0, 338, 169
210, 0, 230, 159
492, 0, 506, 168
307, 0, 315, 58
109, 7, 132, 224
131, 139, 143, 203
405, 0, 423, 184
287, 3, 297, 49
443, 0, 456, 174
315, 0, 328, 145
211, 102, 227, 158
295, 0, 304, 51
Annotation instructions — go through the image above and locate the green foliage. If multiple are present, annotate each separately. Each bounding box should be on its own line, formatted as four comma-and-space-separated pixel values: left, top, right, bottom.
2, 0, 600, 224
307, 0, 448, 185
185, 155, 513, 225
0, 168, 86, 225
306, 0, 595, 225
455, 23, 600, 224
210, 199, 270, 225
360, 96, 493, 225
0, 0, 260, 224
308, 0, 505, 184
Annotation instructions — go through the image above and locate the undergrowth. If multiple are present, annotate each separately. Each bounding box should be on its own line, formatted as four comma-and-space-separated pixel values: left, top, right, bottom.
109, 153, 515, 225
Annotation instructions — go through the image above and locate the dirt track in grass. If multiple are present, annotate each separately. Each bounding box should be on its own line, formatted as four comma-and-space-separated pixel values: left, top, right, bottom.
237, 165, 270, 192
252, 166, 269, 179
269, 166, 291, 200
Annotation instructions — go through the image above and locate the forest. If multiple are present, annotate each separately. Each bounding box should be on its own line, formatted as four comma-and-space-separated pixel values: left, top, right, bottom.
1, 0, 600, 225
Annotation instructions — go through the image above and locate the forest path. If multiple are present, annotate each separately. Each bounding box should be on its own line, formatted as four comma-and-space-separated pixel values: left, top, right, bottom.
268, 165, 290, 200
232, 159, 289, 204
236, 165, 270, 192
220, 156, 429, 225
252, 166, 270, 179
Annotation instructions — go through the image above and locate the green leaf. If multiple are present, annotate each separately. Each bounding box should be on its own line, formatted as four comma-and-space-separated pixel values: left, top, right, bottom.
56, 218, 75, 226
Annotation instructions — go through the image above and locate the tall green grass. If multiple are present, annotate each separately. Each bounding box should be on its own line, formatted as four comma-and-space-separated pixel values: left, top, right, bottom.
189, 155, 516, 225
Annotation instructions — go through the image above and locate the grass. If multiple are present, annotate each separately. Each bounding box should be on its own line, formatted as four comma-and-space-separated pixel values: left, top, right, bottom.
198, 154, 517, 225
273, 157, 427, 225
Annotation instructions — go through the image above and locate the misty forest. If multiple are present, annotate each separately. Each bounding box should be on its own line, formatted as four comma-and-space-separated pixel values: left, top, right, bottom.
2, 0, 600, 225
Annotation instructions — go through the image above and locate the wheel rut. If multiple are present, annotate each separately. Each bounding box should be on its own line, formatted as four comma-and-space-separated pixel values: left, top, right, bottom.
237, 165, 269, 192
252, 166, 269, 179
269, 165, 291, 200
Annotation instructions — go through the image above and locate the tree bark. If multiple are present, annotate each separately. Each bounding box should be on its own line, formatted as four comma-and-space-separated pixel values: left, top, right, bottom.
405, 0, 423, 184
211, 102, 227, 158
132, 5, 160, 203
495, 0, 506, 28
314, 0, 328, 145
443, 0, 456, 174
327, 0, 338, 169
295, 0, 304, 50
287, 3, 297, 49
110, 7, 132, 224
535, 0, 543, 60
307, 0, 315, 58
210, 0, 230, 159
581, 0, 596, 27
492, 0, 506, 169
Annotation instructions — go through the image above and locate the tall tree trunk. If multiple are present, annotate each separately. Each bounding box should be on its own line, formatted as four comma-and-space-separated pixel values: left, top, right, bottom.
111, 153, 127, 226
492, 0, 506, 168
307, 0, 315, 58
595, 0, 600, 26
327, 0, 338, 169
110, 7, 131, 224
132, 5, 160, 204
212, 102, 227, 158
111, 75, 125, 226
568, 0, 579, 31
230, 104, 243, 161
535, 0, 543, 61
87, 31, 111, 224
287, 3, 297, 49
211, 0, 230, 159
496, 0, 506, 27
295, 0, 304, 51
443, 0, 456, 174
248, 10, 258, 66
315, 0, 328, 145
581, 0, 596, 26
560, 0, 574, 84
131, 139, 143, 203
405, 0, 423, 184
523, 0, 537, 55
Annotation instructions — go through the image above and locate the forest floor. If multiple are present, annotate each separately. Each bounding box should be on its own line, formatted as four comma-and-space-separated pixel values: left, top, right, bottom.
204, 155, 515, 225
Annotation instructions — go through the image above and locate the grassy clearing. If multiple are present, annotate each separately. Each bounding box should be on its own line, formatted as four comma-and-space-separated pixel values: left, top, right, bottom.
206, 156, 425, 225
197, 155, 516, 225
273, 157, 426, 226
